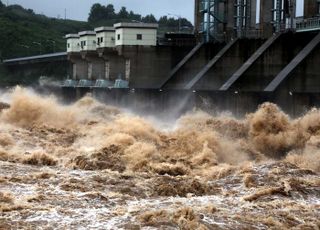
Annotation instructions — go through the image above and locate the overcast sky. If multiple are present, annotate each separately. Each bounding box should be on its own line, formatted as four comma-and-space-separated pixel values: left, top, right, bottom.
8, 0, 194, 22
7, 0, 304, 23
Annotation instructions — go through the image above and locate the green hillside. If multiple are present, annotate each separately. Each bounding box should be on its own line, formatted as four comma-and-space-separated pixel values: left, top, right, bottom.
0, 3, 90, 59
0, 1, 193, 60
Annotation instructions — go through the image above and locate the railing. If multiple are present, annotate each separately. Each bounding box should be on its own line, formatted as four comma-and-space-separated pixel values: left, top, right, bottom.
236, 30, 263, 39
296, 17, 320, 32
114, 79, 129, 88
78, 80, 94, 87
198, 25, 265, 42
158, 37, 196, 47
62, 79, 78, 87
94, 79, 114, 88
61, 79, 129, 89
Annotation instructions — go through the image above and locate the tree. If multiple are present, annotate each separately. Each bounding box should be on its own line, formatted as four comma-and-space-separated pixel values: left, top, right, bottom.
159, 16, 168, 26
142, 14, 157, 23
180, 18, 193, 28
129, 11, 141, 22
86, 3, 194, 32
118, 7, 129, 19
88, 3, 107, 23
27, 9, 35, 15
105, 4, 115, 19
166, 17, 178, 28
0, 1, 4, 9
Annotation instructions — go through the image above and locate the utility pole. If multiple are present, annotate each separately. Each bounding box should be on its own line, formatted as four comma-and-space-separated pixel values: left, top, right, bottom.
64, 8, 67, 20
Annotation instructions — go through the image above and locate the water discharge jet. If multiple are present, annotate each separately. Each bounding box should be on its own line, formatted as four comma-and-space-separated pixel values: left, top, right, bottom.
0, 87, 318, 228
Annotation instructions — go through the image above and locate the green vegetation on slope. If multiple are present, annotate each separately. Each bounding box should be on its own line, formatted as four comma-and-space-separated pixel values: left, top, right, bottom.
0, 3, 90, 59
0, 1, 193, 60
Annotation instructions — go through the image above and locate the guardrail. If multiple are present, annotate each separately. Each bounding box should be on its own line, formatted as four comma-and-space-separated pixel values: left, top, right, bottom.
62, 79, 129, 89
236, 30, 263, 39
197, 29, 264, 42
157, 37, 196, 46
296, 17, 320, 32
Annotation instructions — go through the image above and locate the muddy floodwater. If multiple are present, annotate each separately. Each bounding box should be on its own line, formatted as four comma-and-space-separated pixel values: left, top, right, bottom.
0, 87, 319, 229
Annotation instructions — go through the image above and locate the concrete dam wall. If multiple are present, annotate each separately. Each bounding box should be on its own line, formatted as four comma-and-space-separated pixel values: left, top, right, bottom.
4, 30, 320, 117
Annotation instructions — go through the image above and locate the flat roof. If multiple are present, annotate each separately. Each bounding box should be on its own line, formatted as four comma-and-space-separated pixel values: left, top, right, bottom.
95, 26, 115, 33
78, 31, 96, 37
114, 22, 158, 29
65, 34, 79, 39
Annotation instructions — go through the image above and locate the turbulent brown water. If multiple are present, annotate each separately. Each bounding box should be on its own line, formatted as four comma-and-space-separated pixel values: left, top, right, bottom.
0, 87, 319, 229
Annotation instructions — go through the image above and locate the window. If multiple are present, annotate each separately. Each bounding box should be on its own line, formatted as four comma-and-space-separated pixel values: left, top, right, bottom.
117, 34, 120, 40
97, 37, 103, 45
80, 41, 86, 48
137, 34, 142, 40
67, 43, 70, 48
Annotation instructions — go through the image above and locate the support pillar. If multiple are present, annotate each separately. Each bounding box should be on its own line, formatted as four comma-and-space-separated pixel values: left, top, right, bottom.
72, 63, 77, 79
68, 53, 88, 79
195, 0, 202, 41
260, 0, 274, 37
250, 0, 257, 29
88, 62, 93, 79
125, 59, 131, 81
105, 61, 110, 79
99, 47, 126, 81
81, 51, 105, 80
304, 0, 319, 18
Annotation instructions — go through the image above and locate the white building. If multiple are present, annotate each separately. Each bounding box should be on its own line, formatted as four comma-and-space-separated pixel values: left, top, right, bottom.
114, 23, 158, 46
94, 27, 116, 48
78, 31, 96, 51
65, 34, 80, 53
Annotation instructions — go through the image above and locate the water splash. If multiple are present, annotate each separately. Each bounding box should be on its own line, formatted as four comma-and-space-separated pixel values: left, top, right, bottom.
0, 87, 319, 229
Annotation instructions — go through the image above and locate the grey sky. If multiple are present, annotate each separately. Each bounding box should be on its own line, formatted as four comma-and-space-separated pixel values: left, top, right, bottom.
8, 0, 195, 22
8, 0, 304, 23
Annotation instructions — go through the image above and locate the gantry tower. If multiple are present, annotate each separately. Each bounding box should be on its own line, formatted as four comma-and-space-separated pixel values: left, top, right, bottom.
195, 0, 255, 42
195, 0, 297, 42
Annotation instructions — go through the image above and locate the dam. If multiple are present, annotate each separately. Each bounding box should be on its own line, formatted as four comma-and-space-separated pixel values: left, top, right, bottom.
0, 2, 320, 228
3, 0, 320, 117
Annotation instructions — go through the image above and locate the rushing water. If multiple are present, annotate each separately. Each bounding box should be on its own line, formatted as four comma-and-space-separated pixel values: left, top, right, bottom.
0, 87, 319, 229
